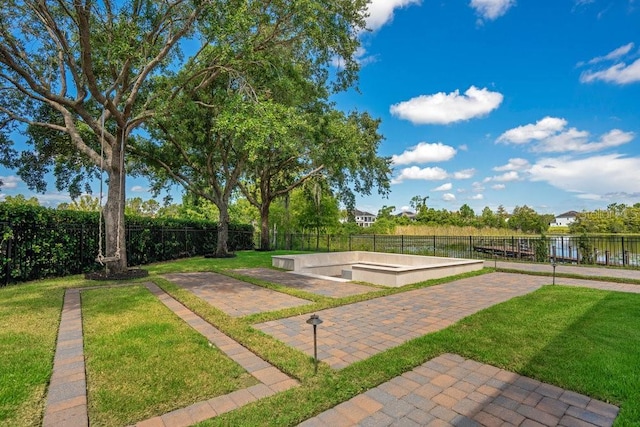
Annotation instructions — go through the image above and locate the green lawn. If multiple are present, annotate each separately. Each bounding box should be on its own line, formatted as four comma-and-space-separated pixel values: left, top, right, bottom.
1, 250, 639, 426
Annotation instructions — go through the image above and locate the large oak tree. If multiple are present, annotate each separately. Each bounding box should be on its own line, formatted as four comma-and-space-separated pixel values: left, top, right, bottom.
135, 0, 379, 256
0, 0, 368, 269
0, 0, 205, 274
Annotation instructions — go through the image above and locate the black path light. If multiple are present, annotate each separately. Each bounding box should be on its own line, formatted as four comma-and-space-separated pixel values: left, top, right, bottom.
306, 314, 323, 374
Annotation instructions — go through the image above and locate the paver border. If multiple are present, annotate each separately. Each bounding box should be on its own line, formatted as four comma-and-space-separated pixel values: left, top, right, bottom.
42, 282, 299, 427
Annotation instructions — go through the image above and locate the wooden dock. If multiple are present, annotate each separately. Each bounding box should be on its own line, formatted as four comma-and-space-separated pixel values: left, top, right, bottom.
473, 245, 613, 265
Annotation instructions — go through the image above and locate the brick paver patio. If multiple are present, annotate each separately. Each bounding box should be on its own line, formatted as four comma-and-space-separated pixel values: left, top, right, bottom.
299, 353, 619, 427
43, 268, 635, 426
233, 268, 377, 298
164, 272, 312, 317
255, 272, 550, 369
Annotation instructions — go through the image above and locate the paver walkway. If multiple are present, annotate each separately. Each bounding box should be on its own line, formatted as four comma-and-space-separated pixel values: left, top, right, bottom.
255, 273, 548, 369
164, 272, 312, 317
299, 353, 619, 427
487, 260, 640, 282
256, 272, 640, 371
43, 282, 299, 427
233, 268, 377, 298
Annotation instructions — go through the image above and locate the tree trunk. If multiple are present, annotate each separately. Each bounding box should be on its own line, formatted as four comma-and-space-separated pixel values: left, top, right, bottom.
103, 147, 127, 275
215, 204, 230, 257
259, 201, 271, 251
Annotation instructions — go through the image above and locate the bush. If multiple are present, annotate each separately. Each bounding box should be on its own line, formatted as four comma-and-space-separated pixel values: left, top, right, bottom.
0, 204, 253, 284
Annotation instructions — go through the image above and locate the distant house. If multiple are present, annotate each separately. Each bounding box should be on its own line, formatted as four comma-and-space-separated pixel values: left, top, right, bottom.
353, 209, 376, 227
395, 211, 417, 221
550, 210, 579, 227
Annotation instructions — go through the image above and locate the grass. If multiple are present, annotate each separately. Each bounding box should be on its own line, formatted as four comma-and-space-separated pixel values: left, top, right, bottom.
0, 280, 66, 426
82, 285, 257, 426
1, 250, 639, 426
394, 224, 528, 236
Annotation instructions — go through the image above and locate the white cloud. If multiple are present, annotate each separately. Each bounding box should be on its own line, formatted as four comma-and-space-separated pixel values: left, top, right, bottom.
471, 193, 484, 200
433, 183, 452, 191
391, 166, 448, 184
484, 171, 521, 182
365, 0, 422, 32
586, 42, 634, 65
442, 193, 456, 201
0, 175, 21, 189
580, 58, 640, 85
492, 184, 506, 190
576, 193, 602, 200
472, 182, 485, 191
529, 154, 640, 196
459, 144, 469, 151
390, 86, 503, 125
579, 43, 640, 85
392, 142, 457, 165
534, 128, 634, 153
493, 158, 530, 171
498, 117, 634, 153
470, 0, 516, 21
130, 185, 148, 192
453, 168, 476, 179
497, 117, 567, 144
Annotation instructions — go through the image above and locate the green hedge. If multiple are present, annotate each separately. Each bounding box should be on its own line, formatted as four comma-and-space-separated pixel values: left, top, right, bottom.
0, 204, 254, 284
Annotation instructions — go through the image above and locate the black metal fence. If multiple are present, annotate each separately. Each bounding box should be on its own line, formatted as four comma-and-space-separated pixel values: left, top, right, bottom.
1, 223, 254, 285
265, 232, 640, 268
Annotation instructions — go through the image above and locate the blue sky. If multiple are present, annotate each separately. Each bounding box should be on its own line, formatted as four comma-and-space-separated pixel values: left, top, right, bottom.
1, 0, 639, 217
338, 0, 640, 216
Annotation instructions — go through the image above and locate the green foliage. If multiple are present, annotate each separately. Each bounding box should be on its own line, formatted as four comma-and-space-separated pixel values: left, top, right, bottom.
570, 203, 640, 234
533, 235, 549, 262
508, 205, 550, 234
0, 202, 253, 283
290, 182, 340, 235
577, 233, 596, 264
125, 197, 160, 217
58, 195, 101, 212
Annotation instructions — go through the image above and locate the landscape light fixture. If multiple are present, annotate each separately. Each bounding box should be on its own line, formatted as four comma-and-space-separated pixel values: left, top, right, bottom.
306, 314, 323, 374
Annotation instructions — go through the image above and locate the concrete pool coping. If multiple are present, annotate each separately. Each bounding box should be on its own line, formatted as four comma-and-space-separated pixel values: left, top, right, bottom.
272, 251, 484, 287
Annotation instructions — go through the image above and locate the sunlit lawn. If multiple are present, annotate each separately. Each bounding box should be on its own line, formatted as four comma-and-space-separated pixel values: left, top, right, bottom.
0, 250, 639, 426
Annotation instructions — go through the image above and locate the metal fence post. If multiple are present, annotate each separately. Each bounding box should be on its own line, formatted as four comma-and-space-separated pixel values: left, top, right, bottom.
3, 224, 11, 287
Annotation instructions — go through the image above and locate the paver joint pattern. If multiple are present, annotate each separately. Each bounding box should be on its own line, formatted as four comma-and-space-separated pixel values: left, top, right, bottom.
163, 272, 312, 317
256, 273, 548, 369
298, 353, 619, 427
233, 268, 376, 298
